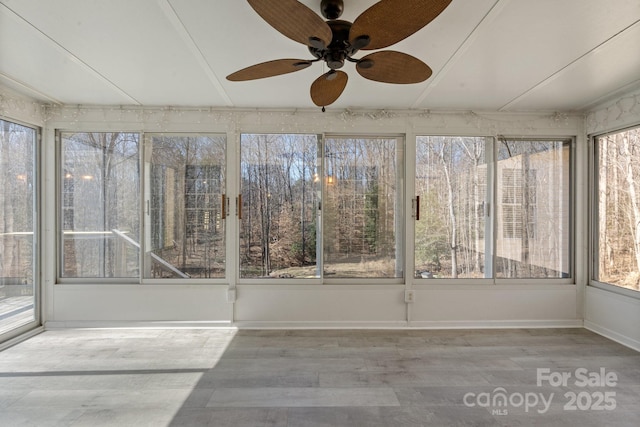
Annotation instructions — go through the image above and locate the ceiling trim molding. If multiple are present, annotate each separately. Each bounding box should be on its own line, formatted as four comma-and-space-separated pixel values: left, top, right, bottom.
161, 0, 234, 107
411, 0, 507, 109
0, 2, 141, 106
0, 72, 62, 105
579, 78, 640, 113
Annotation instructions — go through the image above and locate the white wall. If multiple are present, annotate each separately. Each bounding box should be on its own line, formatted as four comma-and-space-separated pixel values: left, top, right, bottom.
50, 285, 231, 327
584, 87, 640, 351
410, 285, 578, 328
37, 105, 585, 328
585, 287, 640, 351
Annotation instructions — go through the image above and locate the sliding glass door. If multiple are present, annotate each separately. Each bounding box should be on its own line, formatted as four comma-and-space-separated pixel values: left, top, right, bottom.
0, 118, 38, 338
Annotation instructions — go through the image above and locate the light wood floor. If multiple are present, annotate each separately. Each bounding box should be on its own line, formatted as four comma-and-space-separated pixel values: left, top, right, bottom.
1, 328, 639, 426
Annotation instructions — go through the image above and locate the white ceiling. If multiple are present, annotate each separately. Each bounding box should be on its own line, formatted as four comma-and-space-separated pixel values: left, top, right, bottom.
1, 0, 640, 112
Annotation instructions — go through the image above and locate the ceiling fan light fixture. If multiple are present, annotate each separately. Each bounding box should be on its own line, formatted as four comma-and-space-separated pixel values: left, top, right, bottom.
327, 50, 346, 69
357, 58, 374, 69
326, 70, 338, 81
308, 36, 326, 50
351, 35, 370, 51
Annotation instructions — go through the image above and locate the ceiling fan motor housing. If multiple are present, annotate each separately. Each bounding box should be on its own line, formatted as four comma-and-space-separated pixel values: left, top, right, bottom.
309, 19, 355, 69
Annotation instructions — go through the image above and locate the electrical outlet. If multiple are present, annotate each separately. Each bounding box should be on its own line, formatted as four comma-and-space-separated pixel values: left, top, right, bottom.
227, 288, 236, 303
405, 290, 415, 303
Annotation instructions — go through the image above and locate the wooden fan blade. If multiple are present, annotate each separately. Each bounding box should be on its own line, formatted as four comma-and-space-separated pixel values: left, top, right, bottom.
350, 0, 452, 50
227, 59, 312, 81
356, 51, 432, 84
310, 71, 348, 106
247, 0, 332, 47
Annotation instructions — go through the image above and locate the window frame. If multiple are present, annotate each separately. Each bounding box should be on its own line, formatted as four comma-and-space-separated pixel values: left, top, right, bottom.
56, 130, 142, 284
322, 133, 405, 284
237, 132, 323, 285
237, 132, 405, 285
0, 115, 41, 339
52, 127, 575, 287
590, 125, 640, 298
141, 132, 229, 285
412, 135, 575, 284
494, 137, 574, 282
413, 135, 494, 284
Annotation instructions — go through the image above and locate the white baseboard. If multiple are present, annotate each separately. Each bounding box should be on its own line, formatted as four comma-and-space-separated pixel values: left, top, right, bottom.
45, 320, 234, 330
407, 319, 584, 329
43, 319, 584, 330
236, 320, 584, 329
232, 321, 410, 329
584, 320, 640, 352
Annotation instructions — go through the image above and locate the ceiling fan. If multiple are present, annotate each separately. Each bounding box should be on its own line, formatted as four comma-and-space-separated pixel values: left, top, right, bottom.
227, 0, 452, 110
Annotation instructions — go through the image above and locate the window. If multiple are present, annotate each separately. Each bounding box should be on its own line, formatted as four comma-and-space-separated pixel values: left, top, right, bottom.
415, 136, 571, 280
54, 129, 572, 284
324, 136, 403, 279
1, 118, 38, 336
594, 126, 640, 292
240, 134, 319, 279
59, 132, 140, 279
496, 139, 570, 279
415, 136, 488, 279
145, 134, 226, 279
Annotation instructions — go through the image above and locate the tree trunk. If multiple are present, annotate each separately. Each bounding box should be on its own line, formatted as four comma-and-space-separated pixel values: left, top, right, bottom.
439, 144, 458, 278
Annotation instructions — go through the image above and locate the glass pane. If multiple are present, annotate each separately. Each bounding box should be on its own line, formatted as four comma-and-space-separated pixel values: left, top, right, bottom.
496, 139, 571, 278
145, 135, 226, 279
240, 134, 319, 278
1, 119, 36, 335
415, 136, 487, 279
324, 137, 402, 278
596, 128, 640, 291
60, 132, 140, 278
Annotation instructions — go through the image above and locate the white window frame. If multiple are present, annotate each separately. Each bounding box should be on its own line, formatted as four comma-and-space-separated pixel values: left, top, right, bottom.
590, 125, 640, 299
412, 135, 574, 285
0, 116, 41, 340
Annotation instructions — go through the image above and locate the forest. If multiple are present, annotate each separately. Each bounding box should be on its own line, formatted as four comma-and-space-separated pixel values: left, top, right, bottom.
597, 127, 640, 290
239, 134, 400, 279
